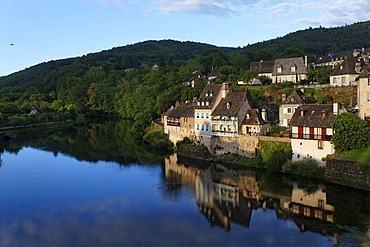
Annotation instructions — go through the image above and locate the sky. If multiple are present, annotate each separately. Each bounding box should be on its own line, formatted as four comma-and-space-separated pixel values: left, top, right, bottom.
1, 0, 370, 77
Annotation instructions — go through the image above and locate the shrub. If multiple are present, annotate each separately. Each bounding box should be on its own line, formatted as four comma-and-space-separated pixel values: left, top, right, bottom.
283, 158, 326, 179
260, 141, 292, 172
143, 130, 174, 153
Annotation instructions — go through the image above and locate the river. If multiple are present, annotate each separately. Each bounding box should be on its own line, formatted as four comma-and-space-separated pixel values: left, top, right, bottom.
0, 120, 368, 247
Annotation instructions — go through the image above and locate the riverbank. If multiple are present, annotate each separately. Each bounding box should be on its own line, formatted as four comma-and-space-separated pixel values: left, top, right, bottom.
176, 143, 370, 191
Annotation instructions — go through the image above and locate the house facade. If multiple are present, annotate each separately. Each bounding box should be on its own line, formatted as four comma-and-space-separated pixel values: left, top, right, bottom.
250, 60, 274, 79
194, 83, 229, 143
289, 103, 340, 165
163, 102, 195, 144
241, 108, 269, 135
329, 57, 365, 86
358, 66, 370, 125
279, 90, 309, 127
272, 56, 308, 84
211, 89, 254, 137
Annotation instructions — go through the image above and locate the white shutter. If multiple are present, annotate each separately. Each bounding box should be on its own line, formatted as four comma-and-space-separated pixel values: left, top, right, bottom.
283, 107, 287, 114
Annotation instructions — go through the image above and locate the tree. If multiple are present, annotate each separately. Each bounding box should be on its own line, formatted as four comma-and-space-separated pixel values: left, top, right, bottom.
333, 113, 370, 151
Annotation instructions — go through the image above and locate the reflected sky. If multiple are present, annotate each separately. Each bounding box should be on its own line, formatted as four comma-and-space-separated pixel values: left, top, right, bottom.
0, 148, 366, 247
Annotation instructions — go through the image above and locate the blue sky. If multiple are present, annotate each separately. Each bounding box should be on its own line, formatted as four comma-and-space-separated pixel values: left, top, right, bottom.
1, 0, 370, 77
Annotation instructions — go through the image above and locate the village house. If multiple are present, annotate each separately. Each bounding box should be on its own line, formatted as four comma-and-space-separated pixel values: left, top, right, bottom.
289, 103, 342, 165
313, 51, 351, 69
207, 69, 220, 82
163, 101, 195, 144
357, 65, 370, 125
279, 90, 309, 128
249, 60, 274, 79
250, 56, 308, 84
329, 57, 366, 86
194, 83, 229, 144
272, 56, 308, 84
183, 71, 204, 87
241, 108, 269, 135
211, 89, 254, 137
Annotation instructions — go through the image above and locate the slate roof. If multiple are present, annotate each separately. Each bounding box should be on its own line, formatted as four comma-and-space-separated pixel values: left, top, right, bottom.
315, 51, 351, 64
289, 104, 338, 128
359, 64, 370, 78
208, 69, 220, 78
196, 84, 223, 109
242, 109, 266, 126
272, 57, 307, 76
250, 60, 274, 74
165, 102, 195, 118
330, 57, 366, 76
186, 71, 204, 82
283, 90, 309, 104
212, 89, 253, 117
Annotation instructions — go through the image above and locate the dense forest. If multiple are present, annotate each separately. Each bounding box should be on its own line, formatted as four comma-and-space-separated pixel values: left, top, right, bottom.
0, 21, 369, 136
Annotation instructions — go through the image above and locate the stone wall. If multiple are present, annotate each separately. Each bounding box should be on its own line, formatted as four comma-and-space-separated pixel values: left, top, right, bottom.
326, 157, 370, 191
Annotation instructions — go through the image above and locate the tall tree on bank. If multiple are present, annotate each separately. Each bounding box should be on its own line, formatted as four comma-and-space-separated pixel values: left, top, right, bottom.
333, 113, 370, 151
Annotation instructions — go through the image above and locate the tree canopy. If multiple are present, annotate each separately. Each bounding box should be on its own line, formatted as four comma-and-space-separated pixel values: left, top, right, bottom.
333, 113, 370, 151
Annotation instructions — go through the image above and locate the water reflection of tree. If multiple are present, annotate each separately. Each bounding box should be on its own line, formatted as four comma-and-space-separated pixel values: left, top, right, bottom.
0, 120, 170, 165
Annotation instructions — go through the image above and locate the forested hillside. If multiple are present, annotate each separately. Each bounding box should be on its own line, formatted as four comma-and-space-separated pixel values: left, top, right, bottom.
0, 21, 369, 136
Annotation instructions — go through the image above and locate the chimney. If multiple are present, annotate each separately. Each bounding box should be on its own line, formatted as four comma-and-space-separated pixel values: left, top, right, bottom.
261, 109, 267, 122
304, 55, 308, 68
175, 101, 180, 108
333, 102, 339, 115
221, 82, 230, 98
282, 94, 287, 103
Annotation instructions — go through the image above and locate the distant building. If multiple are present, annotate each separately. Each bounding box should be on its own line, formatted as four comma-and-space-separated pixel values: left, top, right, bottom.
289, 103, 343, 164
329, 57, 366, 86
272, 56, 308, 84
183, 71, 204, 87
279, 90, 309, 127
207, 69, 220, 82
250, 60, 274, 79
358, 65, 370, 125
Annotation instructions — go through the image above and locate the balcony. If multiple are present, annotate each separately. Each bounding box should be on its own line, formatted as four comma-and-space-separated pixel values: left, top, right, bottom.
211, 130, 237, 137
290, 133, 332, 141
211, 120, 236, 126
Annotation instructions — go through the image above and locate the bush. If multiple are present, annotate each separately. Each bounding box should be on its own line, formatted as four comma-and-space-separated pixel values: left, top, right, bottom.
260, 141, 292, 172
283, 158, 326, 179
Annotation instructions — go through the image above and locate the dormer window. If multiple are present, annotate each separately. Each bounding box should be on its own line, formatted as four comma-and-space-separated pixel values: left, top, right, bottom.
206, 93, 209, 97
246, 113, 250, 119
206, 101, 209, 107
300, 110, 305, 116
277, 67, 282, 73
201, 102, 204, 106
226, 102, 231, 109
290, 66, 296, 72
197, 102, 200, 106
322, 111, 326, 117
210, 91, 213, 97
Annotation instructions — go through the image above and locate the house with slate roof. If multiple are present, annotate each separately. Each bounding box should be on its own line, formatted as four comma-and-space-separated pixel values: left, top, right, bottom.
183, 71, 205, 87
211, 89, 254, 137
208, 69, 220, 82
272, 56, 308, 84
289, 103, 343, 164
313, 51, 351, 69
329, 57, 366, 86
241, 108, 269, 135
194, 83, 229, 143
279, 90, 309, 127
250, 60, 274, 79
358, 65, 370, 125
163, 101, 195, 144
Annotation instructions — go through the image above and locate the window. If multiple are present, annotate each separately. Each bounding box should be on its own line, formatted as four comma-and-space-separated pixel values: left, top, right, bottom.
196, 124, 199, 130
277, 67, 282, 73
197, 102, 200, 106
367, 78, 370, 86
205, 113, 209, 119
290, 66, 296, 72
318, 140, 323, 149
201, 125, 204, 131
196, 112, 200, 118
206, 101, 209, 106
365, 93, 370, 102
318, 199, 324, 208
287, 107, 292, 114
201, 102, 204, 106
205, 124, 209, 131
201, 113, 204, 118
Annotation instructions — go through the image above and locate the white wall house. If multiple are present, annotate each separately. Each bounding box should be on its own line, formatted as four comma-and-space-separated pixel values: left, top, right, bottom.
289, 103, 341, 165
279, 90, 309, 128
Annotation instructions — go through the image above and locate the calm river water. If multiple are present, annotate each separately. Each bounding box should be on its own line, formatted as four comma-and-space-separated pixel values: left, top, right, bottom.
0, 121, 369, 247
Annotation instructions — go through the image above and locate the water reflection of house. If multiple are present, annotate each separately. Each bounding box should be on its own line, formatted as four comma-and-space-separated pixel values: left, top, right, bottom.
289, 182, 334, 223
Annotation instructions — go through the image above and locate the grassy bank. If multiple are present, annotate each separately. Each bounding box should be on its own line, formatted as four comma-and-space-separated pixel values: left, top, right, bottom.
335, 146, 370, 163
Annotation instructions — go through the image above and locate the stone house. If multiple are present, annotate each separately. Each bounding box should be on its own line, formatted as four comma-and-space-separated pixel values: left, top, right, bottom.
289, 103, 342, 165
183, 71, 205, 87
250, 60, 274, 79
163, 101, 195, 144
211, 89, 254, 137
241, 108, 269, 135
329, 57, 366, 86
194, 83, 229, 144
279, 90, 309, 128
357, 65, 370, 125
272, 56, 308, 84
